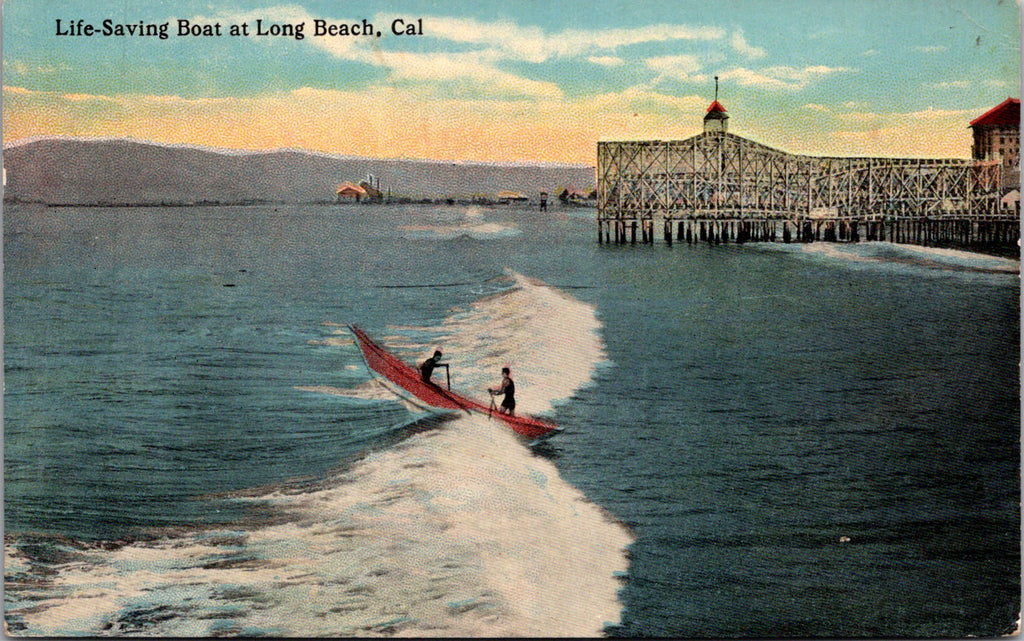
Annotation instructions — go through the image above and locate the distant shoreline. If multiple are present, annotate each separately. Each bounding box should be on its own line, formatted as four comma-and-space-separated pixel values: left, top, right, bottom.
3, 137, 597, 206
4, 196, 594, 209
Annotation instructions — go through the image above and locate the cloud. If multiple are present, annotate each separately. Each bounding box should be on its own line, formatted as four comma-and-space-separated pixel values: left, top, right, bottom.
190, 7, 732, 102
826, 122, 970, 158
3, 84, 713, 163
375, 51, 564, 99
826, 106, 975, 125
730, 29, 766, 59
831, 127, 903, 143
580, 86, 706, 114
61, 93, 118, 102
4, 59, 72, 75
644, 54, 703, 81
836, 111, 882, 123
905, 106, 978, 119
4, 83, 984, 163
566, 23, 725, 53
914, 45, 947, 53
926, 80, 971, 89
373, 15, 725, 63
719, 64, 850, 90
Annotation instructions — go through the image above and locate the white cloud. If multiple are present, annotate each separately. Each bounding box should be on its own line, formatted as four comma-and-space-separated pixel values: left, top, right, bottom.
836, 111, 882, 123
828, 105, 977, 126
376, 50, 564, 99
644, 54, 703, 80
719, 64, 849, 90
831, 127, 902, 143
588, 56, 626, 67
197, 8, 733, 102
580, 87, 707, 114
4, 59, 71, 75
400, 16, 725, 63
914, 45, 947, 53
551, 23, 725, 58
730, 29, 766, 59
927, 80, 971, 89
62, 93, 119, 103
906, 106, 977, 119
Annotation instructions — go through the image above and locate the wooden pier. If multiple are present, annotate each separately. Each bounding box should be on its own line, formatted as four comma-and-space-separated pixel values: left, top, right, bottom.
597, 132, 1019, 253
598, 215, 1020, 253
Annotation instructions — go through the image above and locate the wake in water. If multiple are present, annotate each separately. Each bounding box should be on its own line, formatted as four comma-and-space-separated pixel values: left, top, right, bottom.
766, 241, 1020, 277
5, 274, 631, 637
400, 206, 521, 240
395, 272, 609, 417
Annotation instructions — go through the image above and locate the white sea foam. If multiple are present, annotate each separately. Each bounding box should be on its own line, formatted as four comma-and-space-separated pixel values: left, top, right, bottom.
420, 272, 609, 416
5, 274, 631, 637
400, 222, 520, 240
775, 241, 1019, 276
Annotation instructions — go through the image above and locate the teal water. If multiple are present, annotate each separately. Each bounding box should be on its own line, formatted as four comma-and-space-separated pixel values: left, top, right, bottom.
4, 202, 1020, 637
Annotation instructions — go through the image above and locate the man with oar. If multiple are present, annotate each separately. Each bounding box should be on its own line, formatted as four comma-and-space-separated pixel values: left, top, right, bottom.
419, 349, 450, 389
488, 367, 516, 416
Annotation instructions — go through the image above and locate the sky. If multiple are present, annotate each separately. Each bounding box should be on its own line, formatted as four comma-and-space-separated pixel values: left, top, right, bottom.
2, 0, 1020, 164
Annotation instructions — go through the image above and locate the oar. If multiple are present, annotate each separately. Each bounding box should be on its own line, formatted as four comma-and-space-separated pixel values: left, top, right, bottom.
443, 364, 451, 390
488, 394, 496, 420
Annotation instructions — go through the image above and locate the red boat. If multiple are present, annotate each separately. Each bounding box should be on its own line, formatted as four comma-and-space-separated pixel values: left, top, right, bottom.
349, 325, 560, 440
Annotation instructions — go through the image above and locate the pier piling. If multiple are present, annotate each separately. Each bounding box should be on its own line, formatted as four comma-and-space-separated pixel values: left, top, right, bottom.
596, 214, 1018, 254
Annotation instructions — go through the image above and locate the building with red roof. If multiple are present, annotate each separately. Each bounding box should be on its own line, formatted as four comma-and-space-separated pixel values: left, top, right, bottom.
969, 97, 1019, 211
703, 99, 729, 134
703, 76, 729, 134
336, 181, 367, 202
969, 97, 1019, 171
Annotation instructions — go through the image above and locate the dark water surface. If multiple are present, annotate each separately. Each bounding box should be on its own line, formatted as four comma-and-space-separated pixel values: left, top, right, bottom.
4, 203, 1019, 637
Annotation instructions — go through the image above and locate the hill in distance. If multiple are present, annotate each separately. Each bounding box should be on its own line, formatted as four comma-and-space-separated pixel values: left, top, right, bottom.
2, 138, 596, 206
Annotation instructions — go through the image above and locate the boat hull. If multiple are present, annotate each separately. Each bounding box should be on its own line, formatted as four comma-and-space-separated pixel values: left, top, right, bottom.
349, 325, 559, 440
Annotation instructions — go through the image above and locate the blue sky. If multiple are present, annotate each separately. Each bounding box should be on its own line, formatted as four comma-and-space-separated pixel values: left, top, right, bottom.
3, 0, 1020, 162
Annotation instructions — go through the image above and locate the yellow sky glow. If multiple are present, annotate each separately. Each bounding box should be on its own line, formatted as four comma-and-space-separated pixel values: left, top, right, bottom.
2, 85, 982, 163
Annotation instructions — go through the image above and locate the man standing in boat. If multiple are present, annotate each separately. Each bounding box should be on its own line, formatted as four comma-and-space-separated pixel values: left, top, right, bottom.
419, 349, 447, 385
489, 367, 516, 416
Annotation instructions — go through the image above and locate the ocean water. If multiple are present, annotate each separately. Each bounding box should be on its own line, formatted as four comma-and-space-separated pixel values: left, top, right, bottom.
3, 202, 1020, 637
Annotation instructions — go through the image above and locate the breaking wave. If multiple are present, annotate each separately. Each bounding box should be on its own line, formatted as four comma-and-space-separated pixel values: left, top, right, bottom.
5, 273, 631, 637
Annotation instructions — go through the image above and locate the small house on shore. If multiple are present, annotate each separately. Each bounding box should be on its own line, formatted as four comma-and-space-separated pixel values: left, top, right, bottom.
336, 182, 367, 202
336, 180, 384, 203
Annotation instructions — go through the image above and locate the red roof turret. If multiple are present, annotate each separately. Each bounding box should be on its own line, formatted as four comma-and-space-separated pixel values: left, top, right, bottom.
706, 100, 727, 114
969, 97, 1020, 127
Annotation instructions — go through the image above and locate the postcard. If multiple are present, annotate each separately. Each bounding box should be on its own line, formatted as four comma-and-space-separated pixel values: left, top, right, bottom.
3, 0, 1020, 637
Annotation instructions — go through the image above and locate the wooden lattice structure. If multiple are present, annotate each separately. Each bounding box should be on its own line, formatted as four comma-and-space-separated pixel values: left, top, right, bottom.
597, 131, 1015, 247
